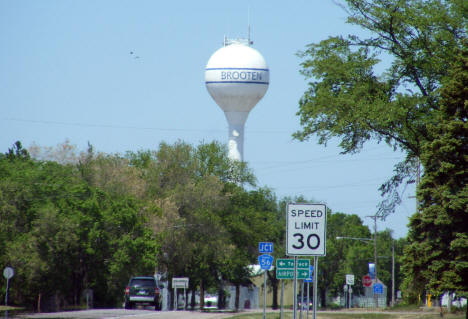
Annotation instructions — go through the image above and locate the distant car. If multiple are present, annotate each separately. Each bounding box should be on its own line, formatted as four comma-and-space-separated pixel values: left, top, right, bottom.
297, 295, 312, 310
204, 294, 218, 309
124, 276, 162, 310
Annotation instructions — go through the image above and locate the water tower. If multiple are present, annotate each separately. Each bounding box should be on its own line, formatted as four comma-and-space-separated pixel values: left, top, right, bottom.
205, 37, 269, 161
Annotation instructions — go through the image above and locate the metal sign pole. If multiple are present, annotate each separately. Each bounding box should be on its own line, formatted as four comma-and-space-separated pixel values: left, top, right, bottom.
299, 280, 304, 319
293, 256, 298, 319
263, 270, 267, 319
280, 280, 284, 319
5, 278, 9, 306
313, 257, 318, 319
307, 282, 310, 319
183, 286, 186, 310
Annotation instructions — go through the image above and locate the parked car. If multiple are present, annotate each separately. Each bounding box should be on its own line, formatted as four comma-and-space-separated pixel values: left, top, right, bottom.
297, 295, 313, 310
124, 276, 162, 310
204, 294, 218, 309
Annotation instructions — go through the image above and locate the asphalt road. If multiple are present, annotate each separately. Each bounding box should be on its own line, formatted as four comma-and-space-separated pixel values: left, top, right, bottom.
14, 308, 433, 319
19, 309, 237, 319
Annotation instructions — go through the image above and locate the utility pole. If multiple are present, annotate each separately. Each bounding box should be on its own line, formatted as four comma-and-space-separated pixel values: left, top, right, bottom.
392, 240, 395, 307
366, 215, 379, 308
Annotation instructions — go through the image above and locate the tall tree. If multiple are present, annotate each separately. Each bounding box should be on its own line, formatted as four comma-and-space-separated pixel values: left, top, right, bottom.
295, 0, 467, 216
320, 212, 372, 307
0, 142, 159, 308
403, 48, 468, 308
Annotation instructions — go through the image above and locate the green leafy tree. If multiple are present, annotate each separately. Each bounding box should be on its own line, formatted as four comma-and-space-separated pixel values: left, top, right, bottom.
403, 48, 468, 307
126, 141, 260, 310
295, 0, 467, 216
218, 186, 280, 310
0, 142, 159, 308
321, 212, 372, 307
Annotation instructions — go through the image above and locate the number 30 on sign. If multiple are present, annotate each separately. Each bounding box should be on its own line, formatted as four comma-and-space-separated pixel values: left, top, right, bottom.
286, 203, 327, 256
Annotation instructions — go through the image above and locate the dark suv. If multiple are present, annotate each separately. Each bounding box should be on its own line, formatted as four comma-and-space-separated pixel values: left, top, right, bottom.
124, 276, 162, 310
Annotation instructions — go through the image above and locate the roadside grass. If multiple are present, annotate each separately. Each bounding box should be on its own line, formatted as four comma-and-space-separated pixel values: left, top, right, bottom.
0, 306, 24, 311
225, 311, 465, 319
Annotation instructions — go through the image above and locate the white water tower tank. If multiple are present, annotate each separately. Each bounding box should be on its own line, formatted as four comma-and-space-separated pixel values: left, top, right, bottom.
205, 40, 269, 161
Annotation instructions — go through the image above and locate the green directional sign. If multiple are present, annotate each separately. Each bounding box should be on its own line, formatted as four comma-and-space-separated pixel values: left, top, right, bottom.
297, 259, 310, 269
277, 259, 294, 269
276, 269, 294, 279
297, 269, 310, 279
276, 269, 310, 279
276, 259, 310, 279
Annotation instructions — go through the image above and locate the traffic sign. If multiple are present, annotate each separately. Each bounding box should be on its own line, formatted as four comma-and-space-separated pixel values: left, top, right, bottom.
297, 269, 309, 279
258, 254, 274, 270
369, 263, 376, 279
286, 203, 327, 256
259, 242, 273, 253
363, 274, 372, 287
3, 267, 14, 280
277, 259, 294, 269
346, 274, 355, 285
172, 277, 189, 289
373, 283, 383, 294
276, 269, 294, 279
275, 259, 310, 280
276, 269, 310, 279
297, 259, 310, 269
304, 265, 314, 282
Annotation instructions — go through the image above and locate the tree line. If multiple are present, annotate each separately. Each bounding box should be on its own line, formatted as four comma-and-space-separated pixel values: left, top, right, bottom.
0, 140, 403, 310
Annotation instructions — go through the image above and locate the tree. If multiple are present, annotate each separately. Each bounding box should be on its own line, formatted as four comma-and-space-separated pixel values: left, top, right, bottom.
320, 212, 372, 307
295, 0, 467, 216
402, 48, 468, 308
219, 186, 280, 310
126, 141, 260, 310
0, 142, 159, 308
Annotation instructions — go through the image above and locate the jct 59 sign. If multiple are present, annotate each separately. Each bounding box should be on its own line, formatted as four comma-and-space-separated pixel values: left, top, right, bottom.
286, 203, 327, 256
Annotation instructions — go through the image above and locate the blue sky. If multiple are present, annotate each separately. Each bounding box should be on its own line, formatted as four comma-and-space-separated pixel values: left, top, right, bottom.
0, 0, 415, 238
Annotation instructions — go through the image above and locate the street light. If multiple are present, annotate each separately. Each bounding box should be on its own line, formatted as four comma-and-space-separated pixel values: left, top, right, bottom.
336, 236, 372, 243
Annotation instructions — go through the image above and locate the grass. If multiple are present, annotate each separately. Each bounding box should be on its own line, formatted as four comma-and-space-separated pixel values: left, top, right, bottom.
0, 306, 24, 311
224, 310, 466, 319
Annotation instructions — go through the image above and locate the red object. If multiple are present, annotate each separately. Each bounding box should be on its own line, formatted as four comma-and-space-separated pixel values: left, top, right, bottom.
125, 286, 130, 295
363, 275, 372, 287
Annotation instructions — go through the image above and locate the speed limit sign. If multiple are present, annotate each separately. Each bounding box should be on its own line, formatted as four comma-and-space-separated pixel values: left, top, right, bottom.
286, 203, 327, 256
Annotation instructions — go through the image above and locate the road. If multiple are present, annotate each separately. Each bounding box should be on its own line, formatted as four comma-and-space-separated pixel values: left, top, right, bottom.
19, 309, 238, 319
15, 308, 442, 319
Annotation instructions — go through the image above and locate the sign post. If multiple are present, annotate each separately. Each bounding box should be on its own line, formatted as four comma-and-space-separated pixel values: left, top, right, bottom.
346, 275, 354, 308
172, 277, 189, 310
304, 265, 313, 319
259, 242, 273, 319
286, 203, 326, 319
3, 267, 14, 306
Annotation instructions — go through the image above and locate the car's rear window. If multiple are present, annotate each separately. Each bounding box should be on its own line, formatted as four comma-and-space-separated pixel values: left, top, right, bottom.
130, 278, 155, 287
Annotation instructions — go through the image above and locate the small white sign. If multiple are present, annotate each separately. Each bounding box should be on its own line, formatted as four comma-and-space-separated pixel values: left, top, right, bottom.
346, 274, 355, 285
172, 277, 189, 289
3, 267, 14, 280
286, 203, 327, 256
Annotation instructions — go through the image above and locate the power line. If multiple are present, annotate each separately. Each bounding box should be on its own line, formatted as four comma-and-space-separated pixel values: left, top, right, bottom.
2, 117, 291, 134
